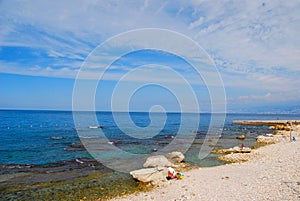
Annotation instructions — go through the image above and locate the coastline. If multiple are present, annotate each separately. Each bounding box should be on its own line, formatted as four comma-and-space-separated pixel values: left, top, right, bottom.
111, 125, 300, 201
1, 114, 300, 200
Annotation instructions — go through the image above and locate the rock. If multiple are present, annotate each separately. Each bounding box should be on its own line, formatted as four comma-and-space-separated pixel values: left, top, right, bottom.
143, 155, 175, 168
212, 147, 251, 154
212, 149, 233, 154
275, 125, 285, 130
269, 126, 276, 130
256, 135, 282, 144
232, 146, 241, 152
166, 151, 185, 163
236, 135, 245, 140
218, 153, 252, 163
130, 167, 169, 186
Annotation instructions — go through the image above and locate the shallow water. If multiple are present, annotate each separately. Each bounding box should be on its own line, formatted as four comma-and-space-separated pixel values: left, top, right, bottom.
1, 110, 300, 199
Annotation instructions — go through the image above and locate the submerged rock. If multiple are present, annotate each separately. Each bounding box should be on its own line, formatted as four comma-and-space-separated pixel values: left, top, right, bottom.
143, 155, 175, 168
166, 151, 185, 163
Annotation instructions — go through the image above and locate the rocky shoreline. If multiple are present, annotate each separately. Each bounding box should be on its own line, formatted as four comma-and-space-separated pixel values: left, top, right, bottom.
1, 121, 299, 200
0, 158, 149, 201
111, 122, 300, 201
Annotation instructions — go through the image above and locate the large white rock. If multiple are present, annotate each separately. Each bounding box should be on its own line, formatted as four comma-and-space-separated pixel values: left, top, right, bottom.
256, 135, 283, 144
166, 151, 185, 163
143, 155, 174, 168
130, 167, 169, 186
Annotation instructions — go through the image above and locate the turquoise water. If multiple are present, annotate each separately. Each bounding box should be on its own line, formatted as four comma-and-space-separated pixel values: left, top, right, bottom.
1, 110, 300, 167
2, 110, 300, 200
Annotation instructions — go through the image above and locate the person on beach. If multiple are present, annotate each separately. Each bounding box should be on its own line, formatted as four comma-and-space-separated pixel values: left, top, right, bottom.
288, 121, 293, 142
167, 167, 178, 179
241, 143, 245, 149
167, 167, 184, 179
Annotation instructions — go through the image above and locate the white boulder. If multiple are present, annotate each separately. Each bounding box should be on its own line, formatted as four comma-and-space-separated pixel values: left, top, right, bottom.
166, 151, 185, 163
130, 167, 169, 186
143, 155, 174, 168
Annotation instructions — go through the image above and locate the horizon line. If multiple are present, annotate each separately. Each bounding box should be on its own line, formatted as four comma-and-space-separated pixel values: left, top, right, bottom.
1, 108, 300, 115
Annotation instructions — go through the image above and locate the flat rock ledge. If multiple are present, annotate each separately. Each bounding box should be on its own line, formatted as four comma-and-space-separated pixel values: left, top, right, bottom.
256, 134, 286, 144
212, 146, 251, 154
130, 151, 186, 186
218, 152, 259, 163
217, 125, 300, 164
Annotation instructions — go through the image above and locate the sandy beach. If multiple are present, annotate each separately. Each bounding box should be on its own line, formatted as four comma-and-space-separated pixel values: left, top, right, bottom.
111, 127, 300, 201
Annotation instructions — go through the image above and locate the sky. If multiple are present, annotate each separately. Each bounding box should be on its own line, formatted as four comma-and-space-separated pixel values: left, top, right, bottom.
0, 0, 300, 113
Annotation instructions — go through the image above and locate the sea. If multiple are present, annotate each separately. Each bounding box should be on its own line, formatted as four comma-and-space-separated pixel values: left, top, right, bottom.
1, 110, 300, 200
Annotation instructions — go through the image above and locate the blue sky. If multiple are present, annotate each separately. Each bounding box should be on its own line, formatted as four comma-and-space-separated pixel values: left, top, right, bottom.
1, 0, 300, 113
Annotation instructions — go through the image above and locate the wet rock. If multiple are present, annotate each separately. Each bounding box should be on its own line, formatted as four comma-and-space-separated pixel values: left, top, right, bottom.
166, 151, 185, 163
143, 155, 175, 168
64, 142, 86, 152
273, 124, 291, 131
236, 135, 245, 140
212, 146, 251, 154
269, 126, 276, 130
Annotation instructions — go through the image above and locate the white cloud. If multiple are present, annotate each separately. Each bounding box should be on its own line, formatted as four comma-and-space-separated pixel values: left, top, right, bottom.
1, 0, 300, 108
188, 17, 204, 30
238, 92, 272, 101
189, 0, 300, 71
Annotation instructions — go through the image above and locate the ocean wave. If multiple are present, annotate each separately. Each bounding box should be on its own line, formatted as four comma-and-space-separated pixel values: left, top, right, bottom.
48, 136, 63, 140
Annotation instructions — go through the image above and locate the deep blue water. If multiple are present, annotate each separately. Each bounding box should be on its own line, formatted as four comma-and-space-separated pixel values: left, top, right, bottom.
1, 110, 300, 167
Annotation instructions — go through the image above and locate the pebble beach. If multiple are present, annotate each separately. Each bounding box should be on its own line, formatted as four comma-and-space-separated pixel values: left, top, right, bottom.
111, 126, 300, 201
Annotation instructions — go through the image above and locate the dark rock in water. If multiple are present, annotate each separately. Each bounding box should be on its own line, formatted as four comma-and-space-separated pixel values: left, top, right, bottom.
64, 142, 86, 152
0, 157, 143, 201
69, 142, 84, 148
162, 134, 174, 139
0, 158, 111, 185
193, 130, 208, 139
64, 147, 82, 152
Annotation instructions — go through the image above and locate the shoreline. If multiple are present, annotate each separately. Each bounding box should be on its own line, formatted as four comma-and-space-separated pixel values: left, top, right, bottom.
1, 118, 299, 200
233, 120, 300, 126
110, 125, 300, 201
